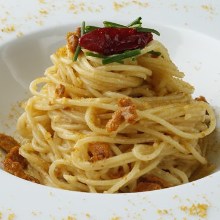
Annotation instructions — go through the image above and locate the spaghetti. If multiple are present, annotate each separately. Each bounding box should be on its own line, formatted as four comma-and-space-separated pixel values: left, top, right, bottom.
16, 21, 216, 193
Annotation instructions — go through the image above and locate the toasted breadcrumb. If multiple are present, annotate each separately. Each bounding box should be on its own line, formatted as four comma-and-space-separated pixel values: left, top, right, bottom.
8, 213, 15, 220
16, 31, 24, 38
69, 3, 76, 10
0, 18, 7, 23
106, 98, 138, 132
4, 146, 40, 184
113, 2, 123, 10
1, 25, 15, 33
0, 133, 20, 153
88, 142, 112, 162
201, 4, 214, 14
36, 20, 43, 26
111, 217, 121, 220
55, 84, 66, 98
39, 9, 48, 14
157, 209, 169, 215
180, 203, 209, 218
113, 0, 149, 11
108, 167, 124, 179
86, 213, 90, 218
66, 216, 77, 220
66, 28, 81, 53
56, 46, 67, 57
135, 182, 161, 192
134, 175, 170, 192
195, 96, 207, 103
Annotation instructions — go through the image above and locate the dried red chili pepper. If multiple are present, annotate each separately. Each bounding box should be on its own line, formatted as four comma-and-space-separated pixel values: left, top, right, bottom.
79, 27, 153, 56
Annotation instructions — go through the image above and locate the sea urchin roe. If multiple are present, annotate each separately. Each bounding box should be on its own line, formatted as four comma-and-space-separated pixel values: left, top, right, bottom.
88, 142, 112, 162
3, 146, 40, 184
79, 27, 153, 55
106, 98, 138, 132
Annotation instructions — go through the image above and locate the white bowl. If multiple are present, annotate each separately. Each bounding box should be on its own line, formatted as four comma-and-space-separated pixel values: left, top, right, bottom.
0, 1, 220, 219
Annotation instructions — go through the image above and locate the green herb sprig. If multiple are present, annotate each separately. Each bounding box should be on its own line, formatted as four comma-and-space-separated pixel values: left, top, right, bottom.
127, 17, 142, 28
102, 49, 141, 65
103, 21, 126, 28
85, 25, 99, 33
73, 17, 161, 63
86, 52, 124, 64
136, 27, 160, 36
73, 21, 85, 61
84, 17, 160, 36
85, 52, 107, 58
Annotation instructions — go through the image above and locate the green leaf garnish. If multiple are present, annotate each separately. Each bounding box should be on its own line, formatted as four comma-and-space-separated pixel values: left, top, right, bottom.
102, 49, 141, 64
136, 27, 160, 36
147, 50, 161, 57
103, 21, 126, 28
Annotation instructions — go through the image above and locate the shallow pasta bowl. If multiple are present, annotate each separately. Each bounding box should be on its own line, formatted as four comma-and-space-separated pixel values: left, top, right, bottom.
0, 0, 220, 219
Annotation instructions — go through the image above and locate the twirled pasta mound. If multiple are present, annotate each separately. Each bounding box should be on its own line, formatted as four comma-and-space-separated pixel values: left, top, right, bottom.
17, 39, 216, 193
